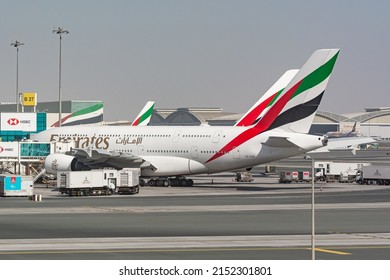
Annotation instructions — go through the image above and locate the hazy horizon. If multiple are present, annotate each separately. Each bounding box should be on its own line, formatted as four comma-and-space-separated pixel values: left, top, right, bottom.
1, 0, 389, 121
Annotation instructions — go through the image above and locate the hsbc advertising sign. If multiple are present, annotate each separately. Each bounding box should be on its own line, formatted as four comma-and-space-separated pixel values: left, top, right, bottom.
0, 142, 19, 158
1, 113, 37, 132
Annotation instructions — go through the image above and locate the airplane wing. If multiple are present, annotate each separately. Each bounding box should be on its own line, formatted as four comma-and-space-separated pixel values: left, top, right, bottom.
65, 148, 150, 169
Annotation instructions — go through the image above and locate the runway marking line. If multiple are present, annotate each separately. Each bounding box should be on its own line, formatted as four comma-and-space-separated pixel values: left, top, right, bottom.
310, 248, 351, 255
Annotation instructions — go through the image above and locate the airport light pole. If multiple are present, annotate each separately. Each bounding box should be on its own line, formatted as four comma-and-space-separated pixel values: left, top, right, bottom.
11, 40, 24, 113
311, 158, 316, 260
53, 27, 69, 127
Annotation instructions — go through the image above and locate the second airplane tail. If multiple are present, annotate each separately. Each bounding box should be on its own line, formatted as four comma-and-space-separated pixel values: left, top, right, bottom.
235, 69, 298, 127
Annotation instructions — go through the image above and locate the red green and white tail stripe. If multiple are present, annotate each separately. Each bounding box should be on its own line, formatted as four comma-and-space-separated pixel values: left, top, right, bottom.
206, 49, 340, 163
235, 69, 298, 126
51, 103, 103, 127
131, 101, 155, 126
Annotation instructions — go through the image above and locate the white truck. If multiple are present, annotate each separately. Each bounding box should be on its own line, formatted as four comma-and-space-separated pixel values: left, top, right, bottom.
315, 161, 368, 183
356, 165, 390, 185
58, 168, 140, 196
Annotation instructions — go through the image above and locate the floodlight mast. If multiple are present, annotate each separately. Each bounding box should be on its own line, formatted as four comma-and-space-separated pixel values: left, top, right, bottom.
11, 40, 24, 113
53, 27, 69, 127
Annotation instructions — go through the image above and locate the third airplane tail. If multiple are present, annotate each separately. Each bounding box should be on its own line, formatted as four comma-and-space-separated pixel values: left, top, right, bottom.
131, 101, 155, 126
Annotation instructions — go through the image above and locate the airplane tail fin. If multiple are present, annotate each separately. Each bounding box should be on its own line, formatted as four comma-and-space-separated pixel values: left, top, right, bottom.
235, 69, 298, 126
253, 49, 340, 134
131, 101, 155, 126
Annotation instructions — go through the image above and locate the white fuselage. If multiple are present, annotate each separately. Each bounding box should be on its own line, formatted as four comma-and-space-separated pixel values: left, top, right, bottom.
33, 125, 324, 176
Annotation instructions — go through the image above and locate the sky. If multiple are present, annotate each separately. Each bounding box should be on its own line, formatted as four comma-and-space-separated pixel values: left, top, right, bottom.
1, 0, 389, 121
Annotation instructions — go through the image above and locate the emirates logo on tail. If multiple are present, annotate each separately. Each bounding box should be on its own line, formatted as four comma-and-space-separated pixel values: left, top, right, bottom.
7, 118, 19, 125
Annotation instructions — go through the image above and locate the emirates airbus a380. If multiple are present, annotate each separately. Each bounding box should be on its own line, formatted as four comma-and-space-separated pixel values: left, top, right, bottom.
33, 49, 340, 186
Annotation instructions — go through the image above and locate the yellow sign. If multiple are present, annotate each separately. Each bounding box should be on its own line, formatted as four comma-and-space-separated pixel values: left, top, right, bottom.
22, 92, 37, 106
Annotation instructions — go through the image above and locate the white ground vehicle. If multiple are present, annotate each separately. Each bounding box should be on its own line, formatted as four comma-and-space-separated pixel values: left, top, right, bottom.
315, 162, 368, 183
356, 165, 390, 185
58, 168, 140, 196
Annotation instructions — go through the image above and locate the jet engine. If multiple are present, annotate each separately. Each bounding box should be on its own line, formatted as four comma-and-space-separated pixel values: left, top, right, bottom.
45, 153, 90, 174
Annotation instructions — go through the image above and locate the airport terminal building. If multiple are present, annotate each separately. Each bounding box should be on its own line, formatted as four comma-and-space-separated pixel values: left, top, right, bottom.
1, 100, 390, 141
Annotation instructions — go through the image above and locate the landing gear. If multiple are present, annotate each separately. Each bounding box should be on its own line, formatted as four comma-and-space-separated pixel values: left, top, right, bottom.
168, 176, 193, 186
143, 177, 194, 187
147, 178, 171, 187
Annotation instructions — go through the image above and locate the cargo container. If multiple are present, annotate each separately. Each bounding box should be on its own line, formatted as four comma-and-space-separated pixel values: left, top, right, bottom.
279, 171, 310, 183
0, 175, 33, 196
279, 171, 297, 183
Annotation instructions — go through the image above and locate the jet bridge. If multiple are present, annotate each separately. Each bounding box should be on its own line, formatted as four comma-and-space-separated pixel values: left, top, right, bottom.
0, 141, 53, 182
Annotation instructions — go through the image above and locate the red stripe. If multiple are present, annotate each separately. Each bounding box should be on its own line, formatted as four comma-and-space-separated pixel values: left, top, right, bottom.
206, 128, 259, 162
235, 93, 277, 126
51, 113, 74, 127
206, 80, 302, 163
132, 117, 141, 126
253, 80, 302, 131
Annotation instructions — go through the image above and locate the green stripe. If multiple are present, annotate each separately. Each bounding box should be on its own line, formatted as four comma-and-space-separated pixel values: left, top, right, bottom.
72, 103, 103, 117
267, 88, 284, 107
292, 51, 339, 99
138, 103, 155, 124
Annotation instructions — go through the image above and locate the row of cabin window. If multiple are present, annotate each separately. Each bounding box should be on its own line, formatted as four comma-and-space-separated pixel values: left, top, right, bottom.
59, 134, 219, 138
117, 149, 224, 154
59, 134, 171, 137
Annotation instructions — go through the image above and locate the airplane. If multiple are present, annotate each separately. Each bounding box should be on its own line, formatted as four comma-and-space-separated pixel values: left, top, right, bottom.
324, 122, 361, 138
131, 101, 155, 126
306, 136, 376, 158
32, 49, 340, 186
235, 69, 298, 126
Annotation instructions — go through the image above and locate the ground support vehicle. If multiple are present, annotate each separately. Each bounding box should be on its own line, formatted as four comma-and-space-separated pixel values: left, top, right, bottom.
0, 175, 33, 197
58, 168, 140, 196
356, 165, 390, 185
235, 171, 254, 182
315, 161, 367, 183
279, 171, 310, 183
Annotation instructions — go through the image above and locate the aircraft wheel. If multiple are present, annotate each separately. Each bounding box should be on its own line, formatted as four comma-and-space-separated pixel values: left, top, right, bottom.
187, 179, 194, 186
170, 179, 179, 186
156, 179, 163, 186
163, 180, 170, 187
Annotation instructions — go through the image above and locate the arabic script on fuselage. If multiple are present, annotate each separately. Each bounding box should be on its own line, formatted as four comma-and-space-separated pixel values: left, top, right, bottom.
50, 134, 143, 149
